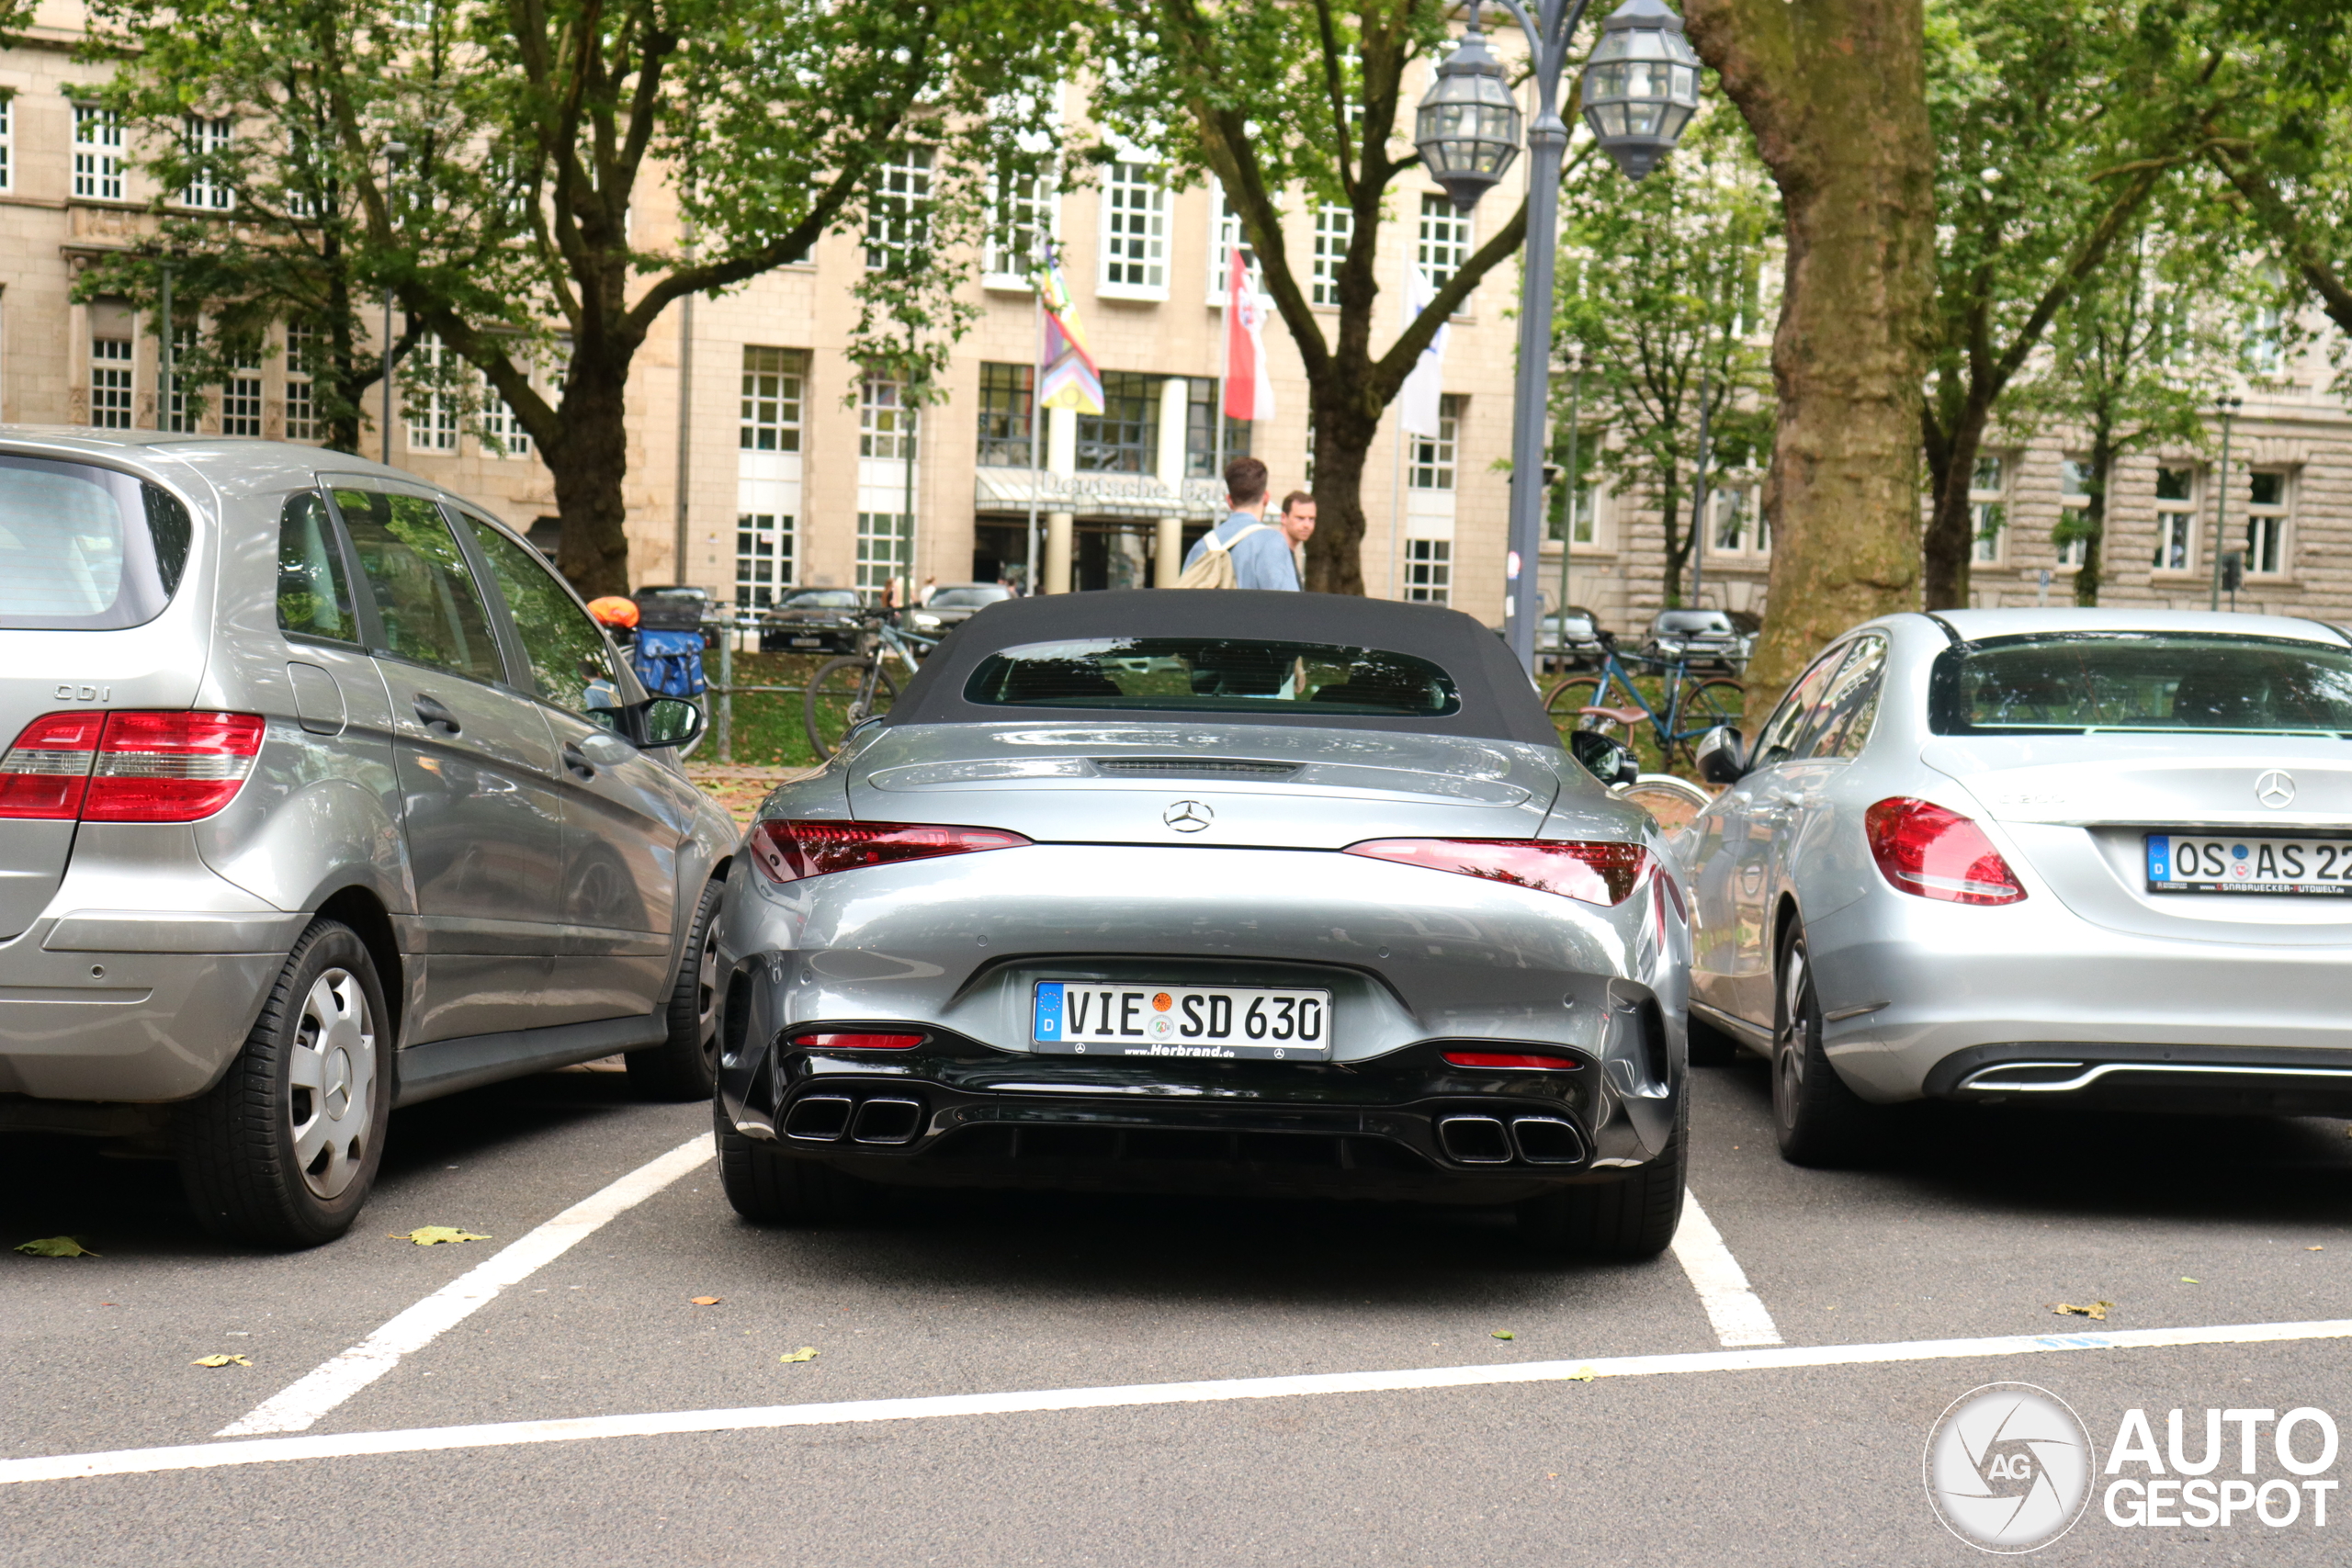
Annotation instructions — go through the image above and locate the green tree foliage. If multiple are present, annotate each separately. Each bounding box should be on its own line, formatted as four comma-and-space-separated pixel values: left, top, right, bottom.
1553, 110, 1773, 609
83, 0, 1073, 595
1085, 0, 1541, 594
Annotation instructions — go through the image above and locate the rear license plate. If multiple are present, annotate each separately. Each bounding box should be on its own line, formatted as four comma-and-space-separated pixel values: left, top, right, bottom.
1031, 982, 1332, 1060
2146, 834, 2352, 897
789, 637, 822, 648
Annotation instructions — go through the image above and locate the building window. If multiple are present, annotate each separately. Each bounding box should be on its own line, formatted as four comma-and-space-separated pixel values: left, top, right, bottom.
90, 337, 133, 428
1205, 182, 1266, 304
1403, 538, 1452, 604
1409, 394, 1462, 491
1417, 195, 1471, 294
976, 362, 1035, 467
1100, 162, 1167, 294
855, 512, 911, 591
1710, 484, 1766, 556
1075, 370, 1156, 474
181, 115, 234, 210
2153, 466, 2197, 570
2245, 470, 2289, 575
984, 168, 1052, 283
858, 375, 916, 461
1551, 473, 1598, 546
1968, 453, 2007, 565
1183, 378, 1250, 477
0, 96, 15, 192
221, 346, 263, 435
2055, 457, 2092, 568
478, 368, 533, 458
740, 345, 806, 454
735, 513, 794, 605
283, 321, 319, 441
2244, 302, 2285, 378
865, 145, 933, 272
405, 333, 459, 451
73, 104, 123, 201
1312, 204, 1352, 307
164, 322, 198, 432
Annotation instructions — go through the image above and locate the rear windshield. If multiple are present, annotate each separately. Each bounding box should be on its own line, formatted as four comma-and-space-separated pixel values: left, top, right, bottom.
0, 457, 193, 630
964, 637, 1461, 716
1931, 632, 2352, 735
1656, 611, 1732, 634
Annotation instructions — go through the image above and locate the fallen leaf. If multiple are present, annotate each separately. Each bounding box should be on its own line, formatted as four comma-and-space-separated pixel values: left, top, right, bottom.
1491, 1330, 1514, 1341
690, 1297, 721, 1306
2309, 1247, 2325, 1252
1566, 1366, 1597, 1382
190, 1354, 252, 1368
16, 1236, 97, 1258
778, 1347, 819, 1364
2181, 1277, 2200, 1284
390, 1226, 492, 1246
2052, 1302, 2112, 1321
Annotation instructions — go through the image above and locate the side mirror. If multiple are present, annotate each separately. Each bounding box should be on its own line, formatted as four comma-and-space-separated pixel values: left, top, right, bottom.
639, 695, 706, 750
1569, 729, 1639, 789
1693, 725, 1748, 785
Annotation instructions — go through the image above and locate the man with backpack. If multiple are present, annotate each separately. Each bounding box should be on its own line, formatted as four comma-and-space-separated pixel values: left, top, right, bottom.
1179, 457, 1300, 590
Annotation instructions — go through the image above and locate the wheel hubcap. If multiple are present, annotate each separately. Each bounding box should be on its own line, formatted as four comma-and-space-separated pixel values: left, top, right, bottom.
1774, 949, 1808, 1127
288, 967, 374, 1201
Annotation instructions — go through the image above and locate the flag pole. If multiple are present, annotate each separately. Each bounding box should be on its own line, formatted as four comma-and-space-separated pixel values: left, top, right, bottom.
1026, 278, 1043, 593
1214, 245, 1231, 501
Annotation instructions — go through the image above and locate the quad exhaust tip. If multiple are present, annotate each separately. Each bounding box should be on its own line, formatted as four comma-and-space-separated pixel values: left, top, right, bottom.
851, 1098, 924, 1145
1436, 1113, 1588, 1166
782, 1093, 926, 1145
1435, 1115, 1512, 1164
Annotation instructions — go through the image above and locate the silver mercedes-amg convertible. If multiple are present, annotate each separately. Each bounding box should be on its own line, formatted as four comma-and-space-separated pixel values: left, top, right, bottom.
710, 590, 1693, 1258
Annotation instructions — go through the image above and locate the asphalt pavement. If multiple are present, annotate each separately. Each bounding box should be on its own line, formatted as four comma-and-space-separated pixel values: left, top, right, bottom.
5, 1056, 2350, 1566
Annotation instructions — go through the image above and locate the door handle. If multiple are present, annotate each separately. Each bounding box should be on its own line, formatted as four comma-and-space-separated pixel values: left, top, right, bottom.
561, 740, 597, 780
412, 694, 460, 735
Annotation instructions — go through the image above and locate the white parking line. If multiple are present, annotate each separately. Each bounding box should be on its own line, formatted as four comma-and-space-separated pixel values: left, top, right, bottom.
1671, 1191, 1782, 1348
12, 1316, 2348, 1485
217, 1134, 714, 1438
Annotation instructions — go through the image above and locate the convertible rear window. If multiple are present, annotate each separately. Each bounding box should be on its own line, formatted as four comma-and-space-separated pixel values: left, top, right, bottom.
1931, 632, 2352, 736
0, 457, 193, 630
964, 637, 1462, 717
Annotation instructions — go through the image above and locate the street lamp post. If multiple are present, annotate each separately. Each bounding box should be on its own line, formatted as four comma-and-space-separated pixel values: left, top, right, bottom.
1416, 0, 1699, 671
380, 141, 407, 467
2209, 393, 2242, 612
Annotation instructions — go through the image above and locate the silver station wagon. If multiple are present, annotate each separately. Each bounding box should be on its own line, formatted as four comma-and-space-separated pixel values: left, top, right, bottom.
0, 432, 736, 1247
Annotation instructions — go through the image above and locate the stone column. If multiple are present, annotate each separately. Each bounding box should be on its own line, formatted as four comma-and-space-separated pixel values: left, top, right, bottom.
1045, 405, 1078, 594
1154, 378, 1190, 587
1155, 516, 1184, 586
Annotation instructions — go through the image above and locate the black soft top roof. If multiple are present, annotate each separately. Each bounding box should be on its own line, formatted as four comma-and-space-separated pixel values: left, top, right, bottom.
885, 589, 1560, 748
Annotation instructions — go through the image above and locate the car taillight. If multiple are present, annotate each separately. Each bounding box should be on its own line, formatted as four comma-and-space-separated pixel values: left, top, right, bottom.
749, 819, 1031, 883
0, 711, 264, 824
1864, 796, 2027, 906
789, 1032, 925, 1051
1441, 1050, 1581, 1070
1341, 838, 1649, 906
0, 713, 107, 819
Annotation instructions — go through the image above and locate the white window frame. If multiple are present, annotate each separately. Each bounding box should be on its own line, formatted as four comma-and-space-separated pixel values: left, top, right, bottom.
180, 115, 234, 210
1708, 482, 1767, 557
982, 166, 1056, 289
1403, 537, 1452, 604
2055, 457, 2091, 568
90, 336, 134, 428
865, 145, 933, 272
282, 321, 319, 442
1417, 194, 1473, 302
858, 375, 916, 461
855, 511, 911, 591
221, 344, 263, 435
1408, 395, 1461, 491
404, 333, 459, 452
163, 322, 198, 433
73, 103, 124, 201
740, 345, 806, 455
1968, 453, 2007, 566
1311, 203, 1352, 308
2153, 466, 2198, 572
2244, 469, 2290, 576
1204, 180, 1274, 306
476, 367, 534, 458
1097, 158, 1168, 300
735, 512, 795, 604
0, 95, 15, 193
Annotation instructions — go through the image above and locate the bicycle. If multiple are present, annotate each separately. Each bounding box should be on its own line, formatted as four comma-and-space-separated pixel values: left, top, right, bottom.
802, 609, 942, 760
1543, 630, 1745, 773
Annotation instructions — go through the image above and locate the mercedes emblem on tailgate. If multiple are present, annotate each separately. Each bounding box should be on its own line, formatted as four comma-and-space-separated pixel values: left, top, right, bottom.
1163, 799, 1214, 832
2256, 770, 2296, 808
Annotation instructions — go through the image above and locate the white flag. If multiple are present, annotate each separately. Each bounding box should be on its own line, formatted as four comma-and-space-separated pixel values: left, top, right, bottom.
1399, 264, 1449, 437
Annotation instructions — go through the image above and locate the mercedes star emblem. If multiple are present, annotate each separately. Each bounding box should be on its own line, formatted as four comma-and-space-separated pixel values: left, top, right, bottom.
2256, 770, 2297, 809
1163, 799, 1214, 832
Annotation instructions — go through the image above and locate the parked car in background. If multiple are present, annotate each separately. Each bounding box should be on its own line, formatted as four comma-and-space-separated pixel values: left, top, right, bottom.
632, 584, 714, 631
1644, 608, 1752, 671
1538, 606, 1609, 671
714, 590, 1693, 1260
1678, 608, 2352, 1167
759, 588, 867, 654
910, 582, 1014, 634
0, 433, 740, 1247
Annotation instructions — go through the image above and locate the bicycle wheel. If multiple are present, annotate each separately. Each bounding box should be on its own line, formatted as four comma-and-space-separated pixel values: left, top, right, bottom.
1669, 678, 1747, 765
803, 658, 899, 761
1616, 773, 1713, 832
1543, 676, 1605, 740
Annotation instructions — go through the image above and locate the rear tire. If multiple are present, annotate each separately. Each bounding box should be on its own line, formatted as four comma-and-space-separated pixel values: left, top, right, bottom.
175, 919, 391, 1249
1770, 924, 1878, 1167
1516, 1092, 1688, 1261
627, 879, 726, 1102
714, 1100, 862, 1224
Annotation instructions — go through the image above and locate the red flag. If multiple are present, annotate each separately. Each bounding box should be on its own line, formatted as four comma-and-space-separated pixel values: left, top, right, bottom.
1223, 247, 1274, 422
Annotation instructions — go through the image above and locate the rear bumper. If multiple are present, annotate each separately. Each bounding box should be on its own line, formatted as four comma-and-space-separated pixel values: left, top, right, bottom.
1923, 1043, 2352, 1116
718, 1026, 1660, 1203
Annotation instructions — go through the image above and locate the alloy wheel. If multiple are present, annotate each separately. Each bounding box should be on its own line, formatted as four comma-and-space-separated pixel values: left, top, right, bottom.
288, 967, 376, 1200
1773, 945, 1810, 1129
694, 925, 721, 1072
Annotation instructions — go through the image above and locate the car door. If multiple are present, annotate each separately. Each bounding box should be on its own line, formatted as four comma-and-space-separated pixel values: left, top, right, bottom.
1765, 632, 1889, 934
1711, 644, 1850, 1025
329, 483, 565, 1044
453, 508, 688, 1024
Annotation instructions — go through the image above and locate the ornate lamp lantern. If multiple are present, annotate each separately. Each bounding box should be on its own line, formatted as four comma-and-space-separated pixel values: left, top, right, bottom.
1412, 10, 1526, 214
1579, 0, 1702, 180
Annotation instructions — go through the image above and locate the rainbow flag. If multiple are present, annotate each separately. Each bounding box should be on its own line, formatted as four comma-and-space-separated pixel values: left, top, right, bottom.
1033, 257, 1103, 415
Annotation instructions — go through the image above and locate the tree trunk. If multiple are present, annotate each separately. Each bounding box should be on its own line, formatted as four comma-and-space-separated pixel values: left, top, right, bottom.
1683, 0, 1935, 701
1920, 393, 1993, 609
1304, 379, 1378, 593
545, 355, 636, 599
2075, 414, 2113, 606
1659, 470, 1688, 608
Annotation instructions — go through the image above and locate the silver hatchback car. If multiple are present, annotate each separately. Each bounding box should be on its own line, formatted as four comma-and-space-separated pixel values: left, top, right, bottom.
1679, 608, 2352, 1165
0, 432, 737, 1246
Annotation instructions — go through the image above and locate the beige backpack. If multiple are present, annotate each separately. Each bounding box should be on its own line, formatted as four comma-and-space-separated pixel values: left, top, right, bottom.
1176, 522, 1279, 590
